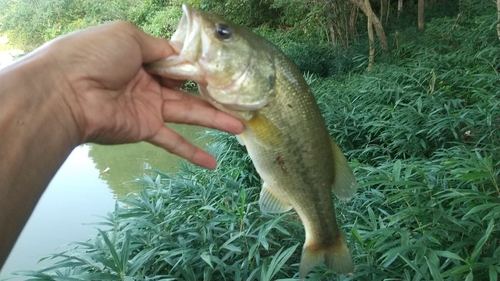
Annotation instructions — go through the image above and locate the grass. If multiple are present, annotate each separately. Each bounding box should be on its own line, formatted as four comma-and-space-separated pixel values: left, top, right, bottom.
15, 2, 500, 281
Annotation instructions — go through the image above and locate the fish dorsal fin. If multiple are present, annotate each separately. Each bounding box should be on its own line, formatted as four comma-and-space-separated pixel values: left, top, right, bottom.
259, 183, 293, 213
331, 139, 357, 201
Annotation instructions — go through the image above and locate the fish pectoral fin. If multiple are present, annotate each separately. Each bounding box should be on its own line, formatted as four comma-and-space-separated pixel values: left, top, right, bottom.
246, 113, 283, 147
299, 234, 354, 279
259, 183, 293, 214
331, 139, 357, 201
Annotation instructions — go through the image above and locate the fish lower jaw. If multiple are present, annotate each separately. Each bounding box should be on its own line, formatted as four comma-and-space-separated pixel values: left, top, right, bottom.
205, 84, 269, 111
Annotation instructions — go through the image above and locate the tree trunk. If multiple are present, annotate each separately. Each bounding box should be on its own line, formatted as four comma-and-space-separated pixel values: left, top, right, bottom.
366, 0, 375, 71
497, 0, 500, 41
380, 0, 384, 20
386, 0, 390, 24
398, 0, 403, 17
418, 0, 425, 30
349, 5, 358, 39
327, 19, 340, 49
348, 0, 388, 51
324, 0, 355, 50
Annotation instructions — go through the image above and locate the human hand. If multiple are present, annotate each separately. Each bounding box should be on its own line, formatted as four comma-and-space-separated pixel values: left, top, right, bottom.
43, 21, 244, 169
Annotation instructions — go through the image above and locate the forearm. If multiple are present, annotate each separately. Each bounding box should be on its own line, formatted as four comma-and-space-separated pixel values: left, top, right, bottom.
0, 47, 80, 267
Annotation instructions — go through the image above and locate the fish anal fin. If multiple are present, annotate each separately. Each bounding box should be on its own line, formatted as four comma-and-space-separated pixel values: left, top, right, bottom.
259, 183, 292, 214
299, 234, 354, 280
331, 139, 357, 201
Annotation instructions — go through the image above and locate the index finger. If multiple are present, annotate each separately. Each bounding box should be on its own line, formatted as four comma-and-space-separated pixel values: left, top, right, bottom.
160, 91, 244, 135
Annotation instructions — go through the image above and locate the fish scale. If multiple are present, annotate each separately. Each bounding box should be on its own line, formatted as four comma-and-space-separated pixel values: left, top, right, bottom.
146, 4, 357, 279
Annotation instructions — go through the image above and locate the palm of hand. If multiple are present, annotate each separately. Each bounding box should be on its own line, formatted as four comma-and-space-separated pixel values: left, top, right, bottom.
48, 22, 243, 169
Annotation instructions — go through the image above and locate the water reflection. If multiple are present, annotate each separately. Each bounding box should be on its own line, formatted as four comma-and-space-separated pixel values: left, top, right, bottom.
87, 124, 210, 199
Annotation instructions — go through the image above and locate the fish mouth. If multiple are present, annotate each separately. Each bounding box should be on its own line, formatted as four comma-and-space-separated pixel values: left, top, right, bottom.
170, 4, 197, 58
148, 4, 270, 112
173, 5, 269, 111
145, 4, 204, 79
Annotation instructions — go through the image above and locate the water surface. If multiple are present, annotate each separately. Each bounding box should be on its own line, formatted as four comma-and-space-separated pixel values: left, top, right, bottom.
0, 124, 209, 280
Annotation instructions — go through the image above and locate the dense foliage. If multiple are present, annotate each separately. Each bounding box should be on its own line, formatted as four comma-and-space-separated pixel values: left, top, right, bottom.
0, 0, 187, 50
2, 0, 499, 280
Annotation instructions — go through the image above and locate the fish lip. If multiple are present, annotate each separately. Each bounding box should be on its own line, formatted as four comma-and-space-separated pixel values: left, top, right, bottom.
170, 4, 200, 63
169, 5, 188, 53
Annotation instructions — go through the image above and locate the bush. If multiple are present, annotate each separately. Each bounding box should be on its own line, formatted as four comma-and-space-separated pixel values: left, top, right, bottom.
0, 0, 191, 51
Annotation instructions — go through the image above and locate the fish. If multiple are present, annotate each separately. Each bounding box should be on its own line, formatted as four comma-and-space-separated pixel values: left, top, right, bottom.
146, 4, 357, 279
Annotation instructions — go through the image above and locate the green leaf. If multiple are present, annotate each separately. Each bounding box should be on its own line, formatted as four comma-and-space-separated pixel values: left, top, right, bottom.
463, 203, 499, 219
200, 251, 213, 268
465, 271, 473, 281
434, 250, 465, 262
97, 229, 121, 273
221, 244, 242, 253
398, 254, 427, 277
470, 219, 495, 262
261, 245, 298, 281
489, 265, 499, 281
425, 253, 443, 281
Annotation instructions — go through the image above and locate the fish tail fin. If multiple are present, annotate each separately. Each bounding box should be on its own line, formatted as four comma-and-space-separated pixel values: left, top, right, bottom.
299, 233, 354, 280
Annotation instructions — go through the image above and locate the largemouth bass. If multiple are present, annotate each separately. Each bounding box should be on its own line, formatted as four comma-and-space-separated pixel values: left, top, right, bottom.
146, 4, 357, 278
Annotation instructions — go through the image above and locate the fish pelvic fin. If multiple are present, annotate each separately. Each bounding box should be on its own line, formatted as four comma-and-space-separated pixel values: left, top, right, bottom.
259, 183, 293, 213
235, 134, 246, 146
331, 139, 357, 201
299, 233, 354, 280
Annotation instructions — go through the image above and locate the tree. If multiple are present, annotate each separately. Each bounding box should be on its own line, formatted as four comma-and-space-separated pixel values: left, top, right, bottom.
322, 0, 357, 50
497, 0, 500, 41
418, 0, 425, 30
346, 0, 388, 71
348, 0, 388, 51
365, 0, 375, 71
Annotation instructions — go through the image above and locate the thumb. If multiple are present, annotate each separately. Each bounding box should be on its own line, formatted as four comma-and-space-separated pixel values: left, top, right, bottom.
129, 24, 175, 63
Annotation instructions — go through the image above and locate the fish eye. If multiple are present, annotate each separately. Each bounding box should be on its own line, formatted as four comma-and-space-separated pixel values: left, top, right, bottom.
215, 23, 232, 41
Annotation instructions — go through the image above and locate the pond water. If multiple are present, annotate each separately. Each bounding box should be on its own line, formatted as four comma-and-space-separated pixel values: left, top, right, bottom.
0, 124, 210, 280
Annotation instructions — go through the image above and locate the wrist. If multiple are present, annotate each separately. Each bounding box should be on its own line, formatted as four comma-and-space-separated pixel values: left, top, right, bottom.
0, 44, 82, 188
2, 44, 83, 142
